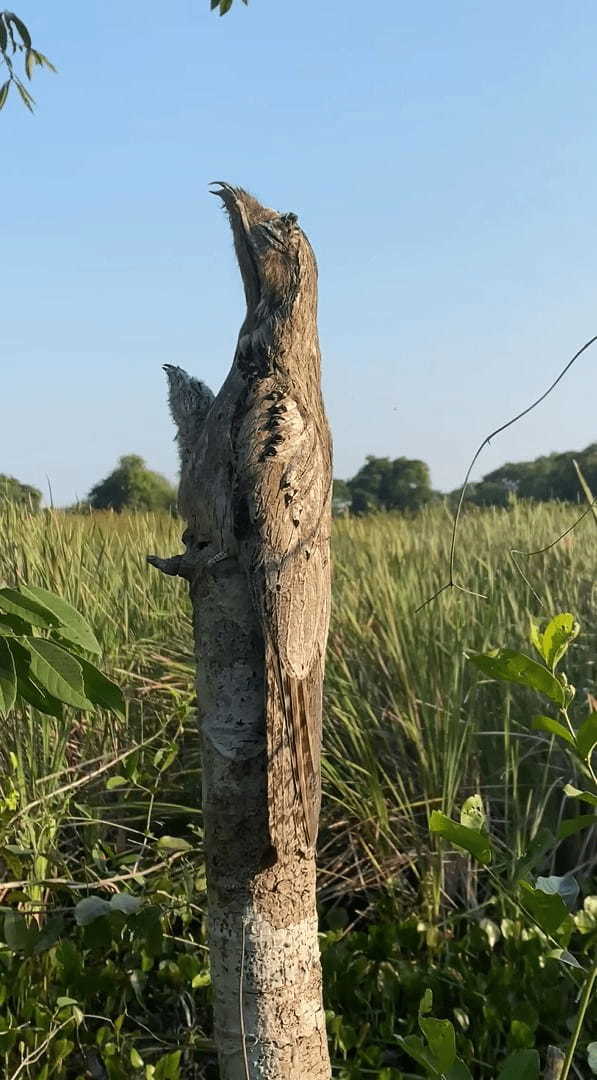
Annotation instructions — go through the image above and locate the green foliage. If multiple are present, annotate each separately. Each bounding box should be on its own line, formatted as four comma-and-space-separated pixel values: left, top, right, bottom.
0, 584, 122, 718
0, 11, 55, 112
89, 455, 177, 513
322, 904, 595, 1078
452, 441, 597, 509
430, 615, 597, 1079
210, 0, 248, 13
0, 502, 596, 1075
0, 474, 41, 510
348, 455, 434, 514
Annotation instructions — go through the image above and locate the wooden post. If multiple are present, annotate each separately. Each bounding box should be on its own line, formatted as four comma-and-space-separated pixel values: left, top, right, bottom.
149, 184, 332, 1079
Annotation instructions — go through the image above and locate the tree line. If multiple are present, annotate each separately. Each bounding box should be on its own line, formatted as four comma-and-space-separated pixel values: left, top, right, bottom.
334, 441, 597, 515
2, 442, 595, 515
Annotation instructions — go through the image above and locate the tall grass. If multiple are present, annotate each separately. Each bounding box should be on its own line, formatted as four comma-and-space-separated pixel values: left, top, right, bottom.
0, 499, 595, 914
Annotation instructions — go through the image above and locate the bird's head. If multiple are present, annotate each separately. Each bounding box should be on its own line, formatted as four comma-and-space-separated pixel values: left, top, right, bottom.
163, 364, 214, 441
211, 182, 317, 318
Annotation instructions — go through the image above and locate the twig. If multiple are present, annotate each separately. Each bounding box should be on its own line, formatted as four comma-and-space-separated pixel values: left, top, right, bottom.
240, 914, 250, 1080
9, 723, 169, 824
0, 851, 185, 894
414, 334, 597, 612
510, 497, 597, 604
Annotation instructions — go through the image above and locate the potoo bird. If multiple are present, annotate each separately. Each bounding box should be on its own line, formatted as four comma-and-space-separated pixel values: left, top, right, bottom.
157, 184, 332, 856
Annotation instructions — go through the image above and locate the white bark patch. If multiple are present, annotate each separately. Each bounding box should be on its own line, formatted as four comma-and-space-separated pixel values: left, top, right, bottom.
209, 910, 328, 1078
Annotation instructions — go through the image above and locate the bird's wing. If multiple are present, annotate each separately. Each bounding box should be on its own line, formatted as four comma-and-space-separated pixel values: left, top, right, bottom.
233, 381, 332, 850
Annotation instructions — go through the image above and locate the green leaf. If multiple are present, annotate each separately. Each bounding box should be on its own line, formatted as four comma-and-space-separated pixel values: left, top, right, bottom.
0, 80, 9, 110
219, 0, 234, 13
419, 1016, 456, 1072
529, 621, 544, 661
419, 989, 433, 1015
0, 638, 17, 717
460, 794, 485, 831
558, 814, 597, 841
546, 948, 584, 969
56, 996, 79, 1008
519, 882, 568, 935
446, 1063, 473, 1080
563, 784, 597, 807
0, 588, 60, 629
106, 775, 127, 790
154, 1051, 182, 1080
588, 1042, 597, 1074
32, 915, 64, 954
514, 828, 555, 880
0, 17, 7, 53
541, 613, 579, 671
10, 641, 63, 717
25, 48, 36, 79
24, 638, 93, 710
157, 835, 193, 852
576, 715, 597, 760
479, 917, 500, 948
109, 893, 142, 916
21, 584, 101, 654
76, 655, 125, 715
429, 811, 492, 865
497, 1049, 540, 1080
130, 1048, 144, 1068
396, 1034, 440, 1074
0, 612, 32, 636
153, 745, 178, 773
15, 79, 35, 112
469, 649, 565, 706
7, 13, 31, 48
531, 715, 575, 745
535, 874, 579, 909
33, 50, 57, 73
3, 910, 31, 952
74, 896, 111, 926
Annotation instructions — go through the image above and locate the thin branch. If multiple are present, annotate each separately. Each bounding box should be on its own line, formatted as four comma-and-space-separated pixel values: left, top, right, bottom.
415, 334, 597, 613
510, 496, 597, 605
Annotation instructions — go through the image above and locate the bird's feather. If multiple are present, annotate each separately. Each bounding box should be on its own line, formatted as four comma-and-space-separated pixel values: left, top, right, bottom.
234, 379, 331, 850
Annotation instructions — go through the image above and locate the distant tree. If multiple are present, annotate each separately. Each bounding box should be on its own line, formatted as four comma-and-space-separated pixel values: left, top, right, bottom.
0, 474, 42, 510
463, 442, 597, 508
332, 479, 351, 516
0, 11, 55, 112
88, 455, 177, 513
348, 455, 433, 514
332, 478, 350, 503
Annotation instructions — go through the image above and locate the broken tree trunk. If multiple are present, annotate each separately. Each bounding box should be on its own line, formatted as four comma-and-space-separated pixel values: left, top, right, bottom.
149, 184, 332, 1079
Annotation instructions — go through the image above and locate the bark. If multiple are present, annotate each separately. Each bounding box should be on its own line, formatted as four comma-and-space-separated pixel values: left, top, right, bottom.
543, 1046, 565, 1080
149, 184, 331, 1079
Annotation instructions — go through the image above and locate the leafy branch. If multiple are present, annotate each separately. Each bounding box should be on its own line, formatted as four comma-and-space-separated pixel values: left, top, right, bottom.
0, 10, 55, 112
0, 582, 124, 718
428, 614, 597, 1080
210, 0, 248, 14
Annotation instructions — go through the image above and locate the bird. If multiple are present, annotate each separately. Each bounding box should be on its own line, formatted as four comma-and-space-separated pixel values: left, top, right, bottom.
157, 184, 332, 857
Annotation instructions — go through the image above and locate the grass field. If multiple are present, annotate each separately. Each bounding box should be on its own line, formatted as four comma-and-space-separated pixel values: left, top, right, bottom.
0, 500, 595, 1078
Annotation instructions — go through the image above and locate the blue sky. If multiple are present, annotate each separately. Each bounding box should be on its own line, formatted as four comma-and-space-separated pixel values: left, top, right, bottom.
2, 0, 596, 505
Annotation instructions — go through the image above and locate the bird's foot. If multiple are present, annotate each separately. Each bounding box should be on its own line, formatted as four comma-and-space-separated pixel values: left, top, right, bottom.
146, 554, 183, 577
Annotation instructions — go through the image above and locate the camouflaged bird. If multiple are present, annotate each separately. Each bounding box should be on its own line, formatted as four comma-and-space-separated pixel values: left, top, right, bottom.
154, 185, 332, 856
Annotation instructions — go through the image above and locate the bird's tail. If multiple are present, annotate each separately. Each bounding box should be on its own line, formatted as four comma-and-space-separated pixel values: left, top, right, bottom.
265, 639, 322, 856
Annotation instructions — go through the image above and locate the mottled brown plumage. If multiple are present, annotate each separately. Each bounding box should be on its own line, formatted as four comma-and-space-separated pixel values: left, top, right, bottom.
163, 184, 332, 854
